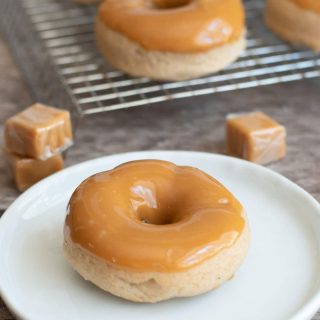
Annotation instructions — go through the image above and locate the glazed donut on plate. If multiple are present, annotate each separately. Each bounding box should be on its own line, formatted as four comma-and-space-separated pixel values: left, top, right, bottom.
265, 0, 320, 52
95, 0, 246, 81
64, 160, 250, 303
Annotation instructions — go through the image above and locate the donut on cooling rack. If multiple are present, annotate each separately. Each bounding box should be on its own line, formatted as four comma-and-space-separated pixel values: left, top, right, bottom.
265, 0, 320, 52
94, 0, 246, 81
63, 160, 250, 303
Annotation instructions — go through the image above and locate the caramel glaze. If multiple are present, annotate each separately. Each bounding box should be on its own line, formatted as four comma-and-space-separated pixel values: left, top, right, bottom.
65, 160, 245, 272
291, 0, 320, 14
98, 0, 245, 53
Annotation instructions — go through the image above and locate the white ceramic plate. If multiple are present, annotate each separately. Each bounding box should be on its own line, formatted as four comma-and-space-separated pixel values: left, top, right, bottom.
1, 151, 320, 320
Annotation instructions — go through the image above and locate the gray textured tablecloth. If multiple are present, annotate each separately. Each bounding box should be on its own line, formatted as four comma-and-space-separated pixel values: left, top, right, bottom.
0, 34, 320, 319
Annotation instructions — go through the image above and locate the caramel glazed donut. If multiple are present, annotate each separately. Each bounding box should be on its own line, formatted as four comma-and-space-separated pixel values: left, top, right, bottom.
265, 0, 320, 52
95, 0, 246, 81
64, 160, 250, 303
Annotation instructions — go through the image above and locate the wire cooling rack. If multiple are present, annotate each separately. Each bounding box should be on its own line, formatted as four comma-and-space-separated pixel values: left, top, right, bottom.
0, 0, 320, 115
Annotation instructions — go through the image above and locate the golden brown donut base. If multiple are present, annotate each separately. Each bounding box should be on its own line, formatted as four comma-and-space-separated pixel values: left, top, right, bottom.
64, 222, 250, 303
265, 0, 320, 52
95, 17, 246, 81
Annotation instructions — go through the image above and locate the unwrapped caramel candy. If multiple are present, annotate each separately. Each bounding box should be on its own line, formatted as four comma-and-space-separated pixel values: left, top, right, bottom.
226, 111, 286, 164
4, 103, 73, 160
5, 150, 64, 192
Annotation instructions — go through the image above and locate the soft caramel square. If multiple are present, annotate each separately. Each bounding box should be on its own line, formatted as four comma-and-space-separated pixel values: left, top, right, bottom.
5, 150, 64, 192
4, 103, 73, 160
226, 112, 286, 164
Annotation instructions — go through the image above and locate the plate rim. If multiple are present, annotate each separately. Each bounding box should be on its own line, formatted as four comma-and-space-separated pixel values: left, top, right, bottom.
1, 150, 320, 320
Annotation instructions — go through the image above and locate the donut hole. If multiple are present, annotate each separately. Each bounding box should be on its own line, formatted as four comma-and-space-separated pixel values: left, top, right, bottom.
153, 0, 191, 9
137, 206, 179, 225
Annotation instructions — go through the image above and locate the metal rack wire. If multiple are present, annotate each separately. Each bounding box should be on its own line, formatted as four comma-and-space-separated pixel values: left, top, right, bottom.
1, 0, 320, 115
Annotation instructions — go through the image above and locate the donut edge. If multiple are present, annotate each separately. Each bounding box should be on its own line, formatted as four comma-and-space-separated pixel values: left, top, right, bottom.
265, 0, 320, 52
94, 17, 246, 81
63, 215, 250, 303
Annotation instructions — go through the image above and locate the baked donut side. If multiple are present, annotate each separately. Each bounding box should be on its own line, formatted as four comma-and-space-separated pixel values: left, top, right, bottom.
265, 0, 320, 52
95, 17, 246, 81
64, 221, 250, 303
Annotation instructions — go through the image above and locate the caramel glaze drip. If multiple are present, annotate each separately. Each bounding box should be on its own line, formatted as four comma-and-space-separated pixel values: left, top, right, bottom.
98, 0, 245, 53
65, 160, 245, 272
291, 0, 320, 14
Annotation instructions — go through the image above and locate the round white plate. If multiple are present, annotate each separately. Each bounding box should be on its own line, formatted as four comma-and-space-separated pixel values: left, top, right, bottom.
1, 151, 320, 320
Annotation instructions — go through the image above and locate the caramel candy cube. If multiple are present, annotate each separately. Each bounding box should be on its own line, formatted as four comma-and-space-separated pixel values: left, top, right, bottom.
226, 112, 286, 164
5, 151, 64, 192
4, 103, 73, 160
